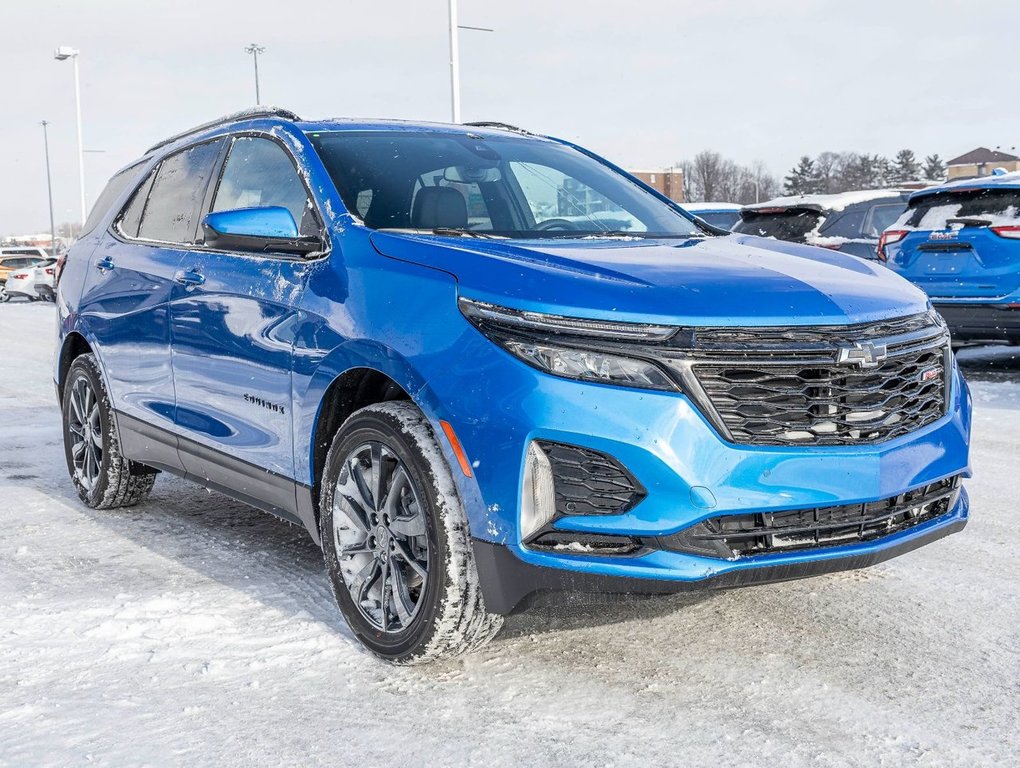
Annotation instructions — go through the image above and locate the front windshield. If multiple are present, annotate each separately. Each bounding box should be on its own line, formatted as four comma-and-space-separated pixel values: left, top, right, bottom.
307, 130, 703, 238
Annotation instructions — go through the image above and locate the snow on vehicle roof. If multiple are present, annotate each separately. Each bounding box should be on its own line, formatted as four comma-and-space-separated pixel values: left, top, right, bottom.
681, 202, 742, 212
743, 189, 911, 213
909, 170, 1020, 202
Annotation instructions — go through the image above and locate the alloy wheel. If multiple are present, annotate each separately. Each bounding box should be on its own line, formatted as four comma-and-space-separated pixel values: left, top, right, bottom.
332, 441, 430, 633
67, 376, 102, 491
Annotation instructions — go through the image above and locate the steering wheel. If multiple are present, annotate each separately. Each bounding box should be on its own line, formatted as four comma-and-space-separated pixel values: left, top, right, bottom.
533, 218, 582, 232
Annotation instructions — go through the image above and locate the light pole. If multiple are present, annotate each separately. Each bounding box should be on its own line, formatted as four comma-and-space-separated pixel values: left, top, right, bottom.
40, 121, 57, 256
53, 46, 87, 226
447, 1, 493, 123
245, 43, 266, 105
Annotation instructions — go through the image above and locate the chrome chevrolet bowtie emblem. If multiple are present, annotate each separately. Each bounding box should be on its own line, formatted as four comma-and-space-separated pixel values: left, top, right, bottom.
836, 341, 888, 368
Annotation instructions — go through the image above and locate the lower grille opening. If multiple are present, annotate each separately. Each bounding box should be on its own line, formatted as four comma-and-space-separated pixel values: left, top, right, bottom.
536, 440, 646, 516
659, 475, 961, 559
527, 531, 643, 556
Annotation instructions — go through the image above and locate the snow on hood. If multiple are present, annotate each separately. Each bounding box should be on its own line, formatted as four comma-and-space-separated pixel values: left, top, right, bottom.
369, 231, 929, 327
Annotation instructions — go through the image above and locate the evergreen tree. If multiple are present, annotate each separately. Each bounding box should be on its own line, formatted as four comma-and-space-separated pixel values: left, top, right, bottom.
784, 156, 817, 195
893, 149, 922, 183
923, 154, 946, 182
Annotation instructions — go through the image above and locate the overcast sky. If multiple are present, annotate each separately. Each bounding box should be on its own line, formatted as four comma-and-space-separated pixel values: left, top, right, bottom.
2, 0, 1018, 233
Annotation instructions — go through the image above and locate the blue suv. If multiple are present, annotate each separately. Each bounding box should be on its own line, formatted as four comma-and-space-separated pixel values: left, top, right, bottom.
56, 109, 972, 662
880, 172, 1020, 345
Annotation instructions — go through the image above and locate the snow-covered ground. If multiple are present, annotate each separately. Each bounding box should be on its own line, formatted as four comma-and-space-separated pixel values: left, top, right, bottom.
1, 301, 1017, 767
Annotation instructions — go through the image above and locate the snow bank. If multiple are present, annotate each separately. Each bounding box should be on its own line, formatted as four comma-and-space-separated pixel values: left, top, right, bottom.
0, 302, 1016, 766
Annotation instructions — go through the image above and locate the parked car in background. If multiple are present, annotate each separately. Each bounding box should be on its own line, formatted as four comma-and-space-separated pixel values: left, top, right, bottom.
880, 171, 1020, 345
55, 108, 970, 663
681, 202, 742, 230
0, 248, 50, 302
5, 259, 57, 301
735, 190, 911, 259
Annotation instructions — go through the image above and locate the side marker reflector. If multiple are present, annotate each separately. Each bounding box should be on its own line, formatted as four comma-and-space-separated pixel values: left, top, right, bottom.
440, 420, 473, 478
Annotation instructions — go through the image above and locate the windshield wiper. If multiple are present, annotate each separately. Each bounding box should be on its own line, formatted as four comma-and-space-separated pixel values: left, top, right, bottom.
379, 227, 502, 239
543, 230, 704, 239
429, 227, 502, 239
945, 217, 992, 228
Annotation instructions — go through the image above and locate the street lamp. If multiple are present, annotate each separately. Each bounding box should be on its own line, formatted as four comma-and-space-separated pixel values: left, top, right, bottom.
40, 121, 57, 256
53, 46, 87, 226
447, 1, 493, 122
245, 43, 266, 105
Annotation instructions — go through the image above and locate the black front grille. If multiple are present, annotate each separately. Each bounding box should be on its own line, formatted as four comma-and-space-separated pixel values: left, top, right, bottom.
681, 312, 950, 446
660, 475, 960, 559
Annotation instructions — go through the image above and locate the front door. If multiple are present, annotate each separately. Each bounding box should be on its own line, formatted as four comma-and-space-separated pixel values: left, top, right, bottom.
169, 135, 322, 513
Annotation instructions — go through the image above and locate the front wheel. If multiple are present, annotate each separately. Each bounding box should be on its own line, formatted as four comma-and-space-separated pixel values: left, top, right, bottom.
320, 402, 502, 663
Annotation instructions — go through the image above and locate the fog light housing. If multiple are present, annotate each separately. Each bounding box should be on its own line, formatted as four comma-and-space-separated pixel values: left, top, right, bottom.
521, 441, 557, 541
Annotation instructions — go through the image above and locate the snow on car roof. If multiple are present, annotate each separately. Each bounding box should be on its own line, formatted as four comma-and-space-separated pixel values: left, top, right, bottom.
743, 189, 911, 213
681, 202, 742, 212
909, 170, 1020, 202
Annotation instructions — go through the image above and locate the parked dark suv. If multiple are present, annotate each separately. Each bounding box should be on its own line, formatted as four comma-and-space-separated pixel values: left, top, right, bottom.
735, 190, 911, 259
54, 109, 971, 663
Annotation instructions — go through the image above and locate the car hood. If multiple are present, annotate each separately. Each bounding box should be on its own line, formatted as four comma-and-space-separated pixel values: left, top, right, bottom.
369, 232, 929, 327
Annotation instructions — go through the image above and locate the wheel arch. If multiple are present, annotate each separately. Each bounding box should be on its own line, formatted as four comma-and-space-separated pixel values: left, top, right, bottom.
56, 331, 94, 401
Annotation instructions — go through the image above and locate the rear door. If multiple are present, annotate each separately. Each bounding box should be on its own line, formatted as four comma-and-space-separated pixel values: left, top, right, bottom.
78, 138, 225, 471
168, 134, 321, 503
888, 188, 1020, 299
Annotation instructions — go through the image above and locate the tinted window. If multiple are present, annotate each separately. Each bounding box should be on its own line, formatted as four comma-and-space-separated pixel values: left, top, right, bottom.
865, 203, 907, 237
213, 137, 316, 235
309, 131, 701, 238
904, 189, 1020, 230
734, 209, 823, 242
81, 164, 142, 236
818, 206, 867, 238
0, 248, 45, 257
137, 140, 223, 244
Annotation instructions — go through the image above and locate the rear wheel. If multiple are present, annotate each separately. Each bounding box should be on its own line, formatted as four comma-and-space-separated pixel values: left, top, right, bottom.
320, 402, 502, 663
62, 353, 157, 508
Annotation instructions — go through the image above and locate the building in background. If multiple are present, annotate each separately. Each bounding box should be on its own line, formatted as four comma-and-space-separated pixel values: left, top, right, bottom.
628, 168, 685, 203
946, 148, 1020, 180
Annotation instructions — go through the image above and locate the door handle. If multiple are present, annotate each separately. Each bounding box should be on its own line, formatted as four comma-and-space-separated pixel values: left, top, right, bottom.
173, 268, 205, 287
95, 256, 114, 272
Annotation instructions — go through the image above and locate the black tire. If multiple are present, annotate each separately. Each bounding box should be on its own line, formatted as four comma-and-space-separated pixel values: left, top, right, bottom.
320, 401, 502, 663
61, 353, 157, 508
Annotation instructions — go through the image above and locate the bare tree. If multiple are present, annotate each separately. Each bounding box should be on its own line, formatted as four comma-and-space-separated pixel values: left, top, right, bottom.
681, 151, 778, 204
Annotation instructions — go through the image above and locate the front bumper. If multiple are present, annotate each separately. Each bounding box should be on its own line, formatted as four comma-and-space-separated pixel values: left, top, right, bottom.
934, 302, 1020, 344
473, 490, 969, 613
432, 331, 973, 613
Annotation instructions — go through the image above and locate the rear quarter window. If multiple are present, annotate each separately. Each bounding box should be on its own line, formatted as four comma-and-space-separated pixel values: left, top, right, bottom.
81, 164, 144, 236
818, 206, 867, 239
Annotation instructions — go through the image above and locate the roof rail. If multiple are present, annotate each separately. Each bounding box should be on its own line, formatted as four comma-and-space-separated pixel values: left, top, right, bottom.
145, 106, 301, 154
463, 121, 534, 136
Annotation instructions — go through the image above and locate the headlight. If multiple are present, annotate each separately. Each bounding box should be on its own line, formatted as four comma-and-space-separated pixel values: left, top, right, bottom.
459, 297, 680, 392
